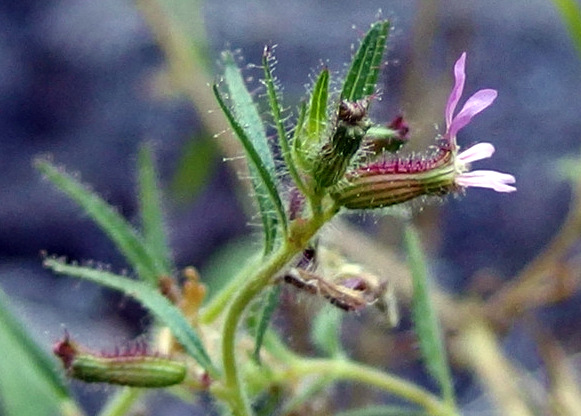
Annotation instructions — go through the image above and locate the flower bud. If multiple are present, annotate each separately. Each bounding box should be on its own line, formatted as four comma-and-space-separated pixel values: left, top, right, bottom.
313, 98, 371, 189
331, 149, 456, 209
54, 334, 186, 388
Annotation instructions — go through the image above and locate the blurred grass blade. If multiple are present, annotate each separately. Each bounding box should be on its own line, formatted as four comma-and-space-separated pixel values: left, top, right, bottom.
403, 223, 454, 404
213, 83, 282, 253
311, 306, 344, 357
36, 159, 162, 285
341, 20, 390, 101
262, 46, 305, 193
137, 144, 174, 275
553, 0, 581, 58
44, 258, 218, 376
0, 287, 79, 416
335, 406, 428, 416
252, 285, 281, 363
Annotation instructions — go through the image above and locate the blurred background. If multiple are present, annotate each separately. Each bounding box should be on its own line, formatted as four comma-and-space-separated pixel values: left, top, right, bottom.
1, 0, 580, 414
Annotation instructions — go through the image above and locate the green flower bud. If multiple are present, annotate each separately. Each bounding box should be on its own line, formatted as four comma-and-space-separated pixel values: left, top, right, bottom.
54, 335, 187, 388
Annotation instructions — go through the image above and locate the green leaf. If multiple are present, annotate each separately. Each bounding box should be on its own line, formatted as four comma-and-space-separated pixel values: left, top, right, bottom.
341, 20, 390, 101
35, 159, 162, 285
0, 287, 76, 416
403, 223, 454, 404
44, 258, 218, 377
217, 52, 289, 246
553, 0, 581, 58
306, 68, 330, 142
252, 285, 281, 363
293, 68, 330, 171
213, 82, 284, 253
137, 144, 174, 276
262, 46, 306, 193
335, 406, 428, 416
310, 306, 345, 357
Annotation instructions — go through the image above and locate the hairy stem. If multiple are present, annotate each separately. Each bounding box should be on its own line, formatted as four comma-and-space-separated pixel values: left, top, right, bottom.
219, 204, 338, 415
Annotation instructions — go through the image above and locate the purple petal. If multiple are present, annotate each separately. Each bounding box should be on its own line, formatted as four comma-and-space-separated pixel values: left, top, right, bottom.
455, 170, 516, 192
458, 143, 495, 163
445, 52, 467, 128
448, 89, 498, 139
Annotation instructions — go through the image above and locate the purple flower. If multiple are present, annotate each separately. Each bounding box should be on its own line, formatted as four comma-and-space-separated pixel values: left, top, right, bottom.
446, 53, 516, 193
331, 52, 516, 210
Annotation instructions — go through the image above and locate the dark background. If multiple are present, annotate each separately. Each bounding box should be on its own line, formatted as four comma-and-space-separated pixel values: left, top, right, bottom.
0, 0, 579, 414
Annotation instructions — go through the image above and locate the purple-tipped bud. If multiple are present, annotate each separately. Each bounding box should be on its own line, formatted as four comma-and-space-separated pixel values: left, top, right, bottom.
364, 115, 410, 154
331, 148, 456, 209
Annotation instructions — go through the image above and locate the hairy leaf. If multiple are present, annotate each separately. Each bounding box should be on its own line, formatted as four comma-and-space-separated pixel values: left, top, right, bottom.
36, 159, 162, 285
137, 144, 174, 275
44, 259, 218, 376
294, 68, 330, 172
262, 46, 305, 192
214, 53, 289, 252
341, 20, 390, 101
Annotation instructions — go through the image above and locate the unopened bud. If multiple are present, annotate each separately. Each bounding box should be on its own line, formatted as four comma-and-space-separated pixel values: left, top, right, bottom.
363, 115, 410, 154
331, 148, 456, 209
313, 98, 371, 189
54, 334, 186, 388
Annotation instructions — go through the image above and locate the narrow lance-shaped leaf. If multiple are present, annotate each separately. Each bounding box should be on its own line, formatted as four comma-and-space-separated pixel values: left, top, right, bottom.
213, 85, 279, 253
306, 68, 330, 142
292, 69, 329, 173
403, 223, 455, 404
341, 20, 390, 102
35, 159, 162, 285
219, 51, 287, 243
252, 285, 281, 363
262, 46, 306, 193
0, 288, 78, 416
44, 258, 219, 377
291, 100, 309, 170
137, 144, 174, 275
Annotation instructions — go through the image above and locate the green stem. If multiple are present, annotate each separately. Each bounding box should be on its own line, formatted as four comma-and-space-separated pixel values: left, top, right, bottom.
284, 358, 457, 416
219, 204, 338, 415
221, 242, 300, 415
199, 253, 261, 325
97, 388, 143, 416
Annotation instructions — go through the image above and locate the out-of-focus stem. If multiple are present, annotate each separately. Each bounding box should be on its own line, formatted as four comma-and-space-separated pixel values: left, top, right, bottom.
280, 358, 457, 416
458, 319, 533, 416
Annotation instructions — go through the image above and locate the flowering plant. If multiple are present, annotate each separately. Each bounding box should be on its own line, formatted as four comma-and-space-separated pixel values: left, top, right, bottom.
1, 16, 525, 416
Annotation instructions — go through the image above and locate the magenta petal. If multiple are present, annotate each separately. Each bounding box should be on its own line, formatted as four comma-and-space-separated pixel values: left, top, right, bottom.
455, 170, 516, 192
445, 52, 467, 128
448, 89, 498, 139
458, 143, 495, 163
